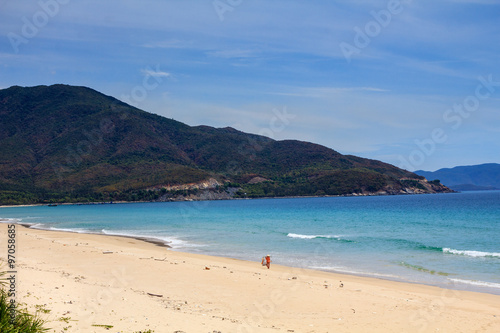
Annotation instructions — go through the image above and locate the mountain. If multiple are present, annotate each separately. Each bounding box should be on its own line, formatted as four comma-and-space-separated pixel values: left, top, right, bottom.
0, 84, 452, 204
415, 164, 500, 191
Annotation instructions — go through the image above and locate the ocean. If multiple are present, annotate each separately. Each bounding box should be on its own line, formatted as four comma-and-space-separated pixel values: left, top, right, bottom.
1, 191, 499, 295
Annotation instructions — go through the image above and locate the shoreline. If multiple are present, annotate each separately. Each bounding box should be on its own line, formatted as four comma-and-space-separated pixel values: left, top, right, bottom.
28, 223, 173, 249
0, 187, 465, 208
1, 223, 499, 332
0, 221, 173, 249
3, 220, 500, 296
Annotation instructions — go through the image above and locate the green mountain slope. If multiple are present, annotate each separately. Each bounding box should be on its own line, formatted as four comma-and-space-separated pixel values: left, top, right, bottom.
0, 84, 452, 204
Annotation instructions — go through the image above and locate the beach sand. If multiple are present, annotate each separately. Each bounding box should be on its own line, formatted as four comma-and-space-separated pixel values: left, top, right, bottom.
1, 224, 499, 333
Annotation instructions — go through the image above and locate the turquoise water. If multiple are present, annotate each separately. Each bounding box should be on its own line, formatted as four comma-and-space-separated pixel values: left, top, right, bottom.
1, 191, 499, 294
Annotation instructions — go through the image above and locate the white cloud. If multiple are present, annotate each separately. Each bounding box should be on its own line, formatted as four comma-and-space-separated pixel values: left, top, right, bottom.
141, 69, 171, 78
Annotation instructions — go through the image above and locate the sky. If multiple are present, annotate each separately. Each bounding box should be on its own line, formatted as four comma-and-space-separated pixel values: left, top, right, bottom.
1, 0, 499, 172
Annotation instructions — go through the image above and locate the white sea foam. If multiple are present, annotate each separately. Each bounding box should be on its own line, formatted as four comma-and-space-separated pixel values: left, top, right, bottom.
287, 233, 341, 240
448, 278, 500, 289
0, 217, 22, 223
101, 229, 158, 240
26, 223, 93, 234
49, 227, 94, 234
443, 248, 500, 258
157, 236, 203, 248
0, 219, 77, 232
29, 223, 46, 229
101, 229, 132, 236
101, 229, 200, 248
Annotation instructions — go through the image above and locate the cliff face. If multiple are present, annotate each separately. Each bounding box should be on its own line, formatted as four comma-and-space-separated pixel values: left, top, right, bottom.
374, 178, 454, 196
149, 177, 453, 202
0, 84, 453, 205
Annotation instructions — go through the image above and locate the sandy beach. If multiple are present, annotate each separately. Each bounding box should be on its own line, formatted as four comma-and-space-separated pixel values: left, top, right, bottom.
1, 224, 499, 333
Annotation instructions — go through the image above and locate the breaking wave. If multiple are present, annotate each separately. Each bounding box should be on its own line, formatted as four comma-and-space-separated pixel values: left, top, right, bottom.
448, 278, 500, 290
443, 248, 500, 259
286, 233, 354, 242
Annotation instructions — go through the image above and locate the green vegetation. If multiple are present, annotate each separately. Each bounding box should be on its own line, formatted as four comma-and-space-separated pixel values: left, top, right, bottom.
0, 270, 49, 333
34, 305, 50, 314
91, 324, 114, 329
400, 179, 427, 190
236, 169, 392, 198
429, 179, 441, 185
0, 85, 449, 205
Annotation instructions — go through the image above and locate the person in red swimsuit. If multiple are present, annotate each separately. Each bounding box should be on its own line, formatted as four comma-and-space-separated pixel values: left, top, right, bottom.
264, 255, 271, 269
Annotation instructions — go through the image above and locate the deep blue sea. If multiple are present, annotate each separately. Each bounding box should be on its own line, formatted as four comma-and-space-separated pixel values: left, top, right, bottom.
1, 191, 499, 294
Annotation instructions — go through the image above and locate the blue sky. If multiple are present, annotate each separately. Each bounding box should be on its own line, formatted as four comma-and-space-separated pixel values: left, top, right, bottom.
1, 0, 499, 171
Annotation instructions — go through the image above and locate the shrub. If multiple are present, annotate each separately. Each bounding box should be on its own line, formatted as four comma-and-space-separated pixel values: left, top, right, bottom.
0, 270, 49, 333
